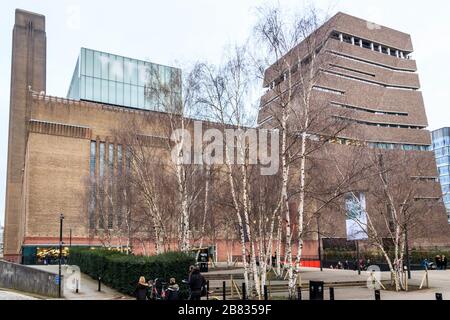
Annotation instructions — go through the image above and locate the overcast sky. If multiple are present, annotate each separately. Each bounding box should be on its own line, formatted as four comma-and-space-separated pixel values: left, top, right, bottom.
1, 0, 450, 225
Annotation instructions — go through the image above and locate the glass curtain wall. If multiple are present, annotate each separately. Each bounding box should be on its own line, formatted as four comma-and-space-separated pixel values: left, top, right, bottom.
67, 48, 182, 112
432, 127, 450, 223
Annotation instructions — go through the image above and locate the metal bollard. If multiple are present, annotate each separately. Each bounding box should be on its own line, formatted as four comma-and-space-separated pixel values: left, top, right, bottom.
223, 281, 226, 300
329, 287, 335, 300
98, 277, 102, 292
206, 280, 210, 300
264, 285, 268, 300
297, 286, 302, 300
242, 282, 247, 300
436, 293, 443, 300
375, 289, 381, 300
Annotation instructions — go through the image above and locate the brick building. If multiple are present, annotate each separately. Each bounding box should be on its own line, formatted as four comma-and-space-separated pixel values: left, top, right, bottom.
3, 9, 450, 264
258, 12, 450, 249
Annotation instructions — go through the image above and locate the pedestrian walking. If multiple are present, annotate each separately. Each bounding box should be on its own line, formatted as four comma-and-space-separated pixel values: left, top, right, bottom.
134, 276, 150, 300
442, 255, 448, 270
188, 266, 206, 300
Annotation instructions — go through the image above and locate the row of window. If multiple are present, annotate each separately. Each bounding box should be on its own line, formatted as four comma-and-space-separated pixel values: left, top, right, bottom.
434, 146, 450, 158
322, 136, 429, 151
80, 75, 181, 111
432, 137, 450, 150
367, 142, 429, 151
438, 166, 450, 177
89, 141, 128, 230
328, 51, 415, 73
330, 102, 408, 117
330, 31, 411, 60
312, 85, 345, 95
336, 116, 424, 130
322, 69, 417, 91
80, 48, 180, 88
436, 156, 450, 167
439, 176, 450, 185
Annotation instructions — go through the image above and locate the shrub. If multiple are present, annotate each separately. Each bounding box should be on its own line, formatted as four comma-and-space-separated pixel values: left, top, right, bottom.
69, 248, 195, 297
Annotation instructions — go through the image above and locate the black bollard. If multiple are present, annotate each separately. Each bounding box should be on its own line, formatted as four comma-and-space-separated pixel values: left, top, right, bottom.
297, 286, 302, 300
98, 277, 102, 292
223, 281, 226, 300
436, 293, 443, 300
206, 280, 210, 300
374, 290, 381, 301
329, 287, 335, 300
242, 282, 247, 300
264, 285, 268, 300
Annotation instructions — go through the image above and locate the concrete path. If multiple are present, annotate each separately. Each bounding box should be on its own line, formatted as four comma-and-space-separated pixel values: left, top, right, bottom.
29, 265, 132, 300
0, 289, 39, 300
206, 267, 450, 300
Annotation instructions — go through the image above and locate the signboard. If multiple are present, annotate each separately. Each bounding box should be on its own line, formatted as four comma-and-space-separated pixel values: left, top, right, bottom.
345, 193, 368, 241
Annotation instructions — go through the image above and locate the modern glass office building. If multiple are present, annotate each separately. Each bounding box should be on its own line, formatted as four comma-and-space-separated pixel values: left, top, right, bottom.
67, 48, 182, 112
432, 127, 450, 223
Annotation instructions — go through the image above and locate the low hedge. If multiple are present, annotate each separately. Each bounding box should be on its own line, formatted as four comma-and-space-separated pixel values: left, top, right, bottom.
69, 248, 195, 297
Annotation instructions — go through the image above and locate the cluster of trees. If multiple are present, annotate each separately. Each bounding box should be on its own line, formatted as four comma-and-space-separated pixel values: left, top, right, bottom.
84, 4, 447, 296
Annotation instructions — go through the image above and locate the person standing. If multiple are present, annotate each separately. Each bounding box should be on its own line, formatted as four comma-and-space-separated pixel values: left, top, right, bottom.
166, 278, 180, 301
435, 255, 442, 270
442, 255, 448, 270
134, 276, 150, 300
188, 266, 206, 300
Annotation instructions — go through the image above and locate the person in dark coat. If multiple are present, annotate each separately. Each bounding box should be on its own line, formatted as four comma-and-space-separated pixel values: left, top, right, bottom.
134, 276, 150, 300
166, 278, 180, 301
435, 255, 442, 270
442, 255, 448, 270
343, 260, 349, 270
188, 266, 206, 300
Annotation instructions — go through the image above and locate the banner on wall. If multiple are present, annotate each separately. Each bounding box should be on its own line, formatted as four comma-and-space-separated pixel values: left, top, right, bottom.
345, 192, 368, 241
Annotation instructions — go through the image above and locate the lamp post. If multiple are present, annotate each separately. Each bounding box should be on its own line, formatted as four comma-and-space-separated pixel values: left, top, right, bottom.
405, 226, 411, 279
316, 215, 323, 272
58, 213, 64, 298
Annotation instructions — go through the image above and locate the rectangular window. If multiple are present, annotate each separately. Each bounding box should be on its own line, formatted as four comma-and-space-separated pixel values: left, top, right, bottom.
101, 79, 108, 103
108, 54, 116, 81
99, 142, 105, 179
130, 60, 138, 85
94, 50, 102, 78
80, 76, 86, 99
117, 145, 123, 176
138, 86, 144, 108
124, 83, 131, 106
85, 76, 93, 100
101, 52, 109, 79
93, 78, 101, 101
116, 82, 124, 106
85, 49, 94, 77
108, 81, 116, 105
89, 141, 96, 229
108, 144, 114, 230
131, 84, 138, 108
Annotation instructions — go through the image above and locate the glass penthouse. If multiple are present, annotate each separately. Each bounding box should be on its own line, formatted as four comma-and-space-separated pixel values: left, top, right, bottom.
67, 48, 182, 112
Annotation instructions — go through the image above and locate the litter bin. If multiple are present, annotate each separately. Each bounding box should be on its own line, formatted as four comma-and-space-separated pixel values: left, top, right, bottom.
198, 252, 209, 273
309, 281, 324, 300
199, 262, 208, 272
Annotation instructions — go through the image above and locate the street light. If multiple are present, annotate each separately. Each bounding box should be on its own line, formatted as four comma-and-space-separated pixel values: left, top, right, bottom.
316, 215, 323, 272
58, 213, 64, 298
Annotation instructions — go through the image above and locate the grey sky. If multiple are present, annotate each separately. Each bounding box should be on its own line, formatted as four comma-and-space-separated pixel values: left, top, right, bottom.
1, 0, 450, 225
